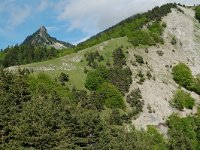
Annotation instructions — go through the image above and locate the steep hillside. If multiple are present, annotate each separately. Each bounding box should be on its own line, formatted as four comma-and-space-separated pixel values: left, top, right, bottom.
128, 6, 200, 130
2, 4, 200, 149
10, 6, 200, 130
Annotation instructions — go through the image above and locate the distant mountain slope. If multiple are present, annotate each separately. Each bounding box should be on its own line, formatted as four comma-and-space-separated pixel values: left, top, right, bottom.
22, 26, 73, 49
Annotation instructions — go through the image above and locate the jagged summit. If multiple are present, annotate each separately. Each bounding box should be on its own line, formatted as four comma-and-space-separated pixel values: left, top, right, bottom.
39, 26, 47, 36
22, 26, 73, 49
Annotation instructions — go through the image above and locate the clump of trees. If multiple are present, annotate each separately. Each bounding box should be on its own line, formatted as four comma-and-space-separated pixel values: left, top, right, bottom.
128, 22, 164, 47
113, 47, 126, 67
127, 88, 144, 115
85, 47, 132, 95
1, 45, 58, 67
84, 51, 104, 68
167, 112, 200, 150
85, 48, 132, 108
1, 67, 200, 149
108, 47, 132, 94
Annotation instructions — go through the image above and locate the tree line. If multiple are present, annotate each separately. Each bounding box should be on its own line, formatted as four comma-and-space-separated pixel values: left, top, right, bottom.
0, 45, 58, 67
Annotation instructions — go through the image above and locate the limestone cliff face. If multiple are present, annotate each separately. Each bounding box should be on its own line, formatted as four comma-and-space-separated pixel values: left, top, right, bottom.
129, 7, 200, 133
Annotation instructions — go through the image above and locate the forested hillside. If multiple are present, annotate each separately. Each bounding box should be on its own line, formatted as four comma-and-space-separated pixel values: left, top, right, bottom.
1, 3, 200, 150
1, 45, 58, 67
1, 57, 200, 149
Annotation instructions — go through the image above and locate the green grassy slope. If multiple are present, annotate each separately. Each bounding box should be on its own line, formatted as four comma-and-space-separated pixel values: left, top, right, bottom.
21, 37, 133, 90
15, 3, 177, 90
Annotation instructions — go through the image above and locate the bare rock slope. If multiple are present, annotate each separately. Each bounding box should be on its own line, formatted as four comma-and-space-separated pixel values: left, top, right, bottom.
128, 7, 200, 131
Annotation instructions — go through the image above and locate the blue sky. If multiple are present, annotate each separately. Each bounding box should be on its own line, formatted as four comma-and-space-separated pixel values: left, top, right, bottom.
0, 0, 199, 49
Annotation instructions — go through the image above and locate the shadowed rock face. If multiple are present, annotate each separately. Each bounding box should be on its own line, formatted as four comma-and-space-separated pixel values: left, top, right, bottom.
22, 26, 73, 49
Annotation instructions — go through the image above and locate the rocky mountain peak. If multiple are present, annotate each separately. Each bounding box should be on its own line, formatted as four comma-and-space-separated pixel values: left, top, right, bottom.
21, 26, 73, 49
39, 26, 47, 36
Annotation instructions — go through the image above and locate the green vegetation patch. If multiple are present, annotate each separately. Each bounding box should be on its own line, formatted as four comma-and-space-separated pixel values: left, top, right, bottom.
126, 88, 144, 115
172, 63, 194, 89
195, 6, 200, 22
85, 68, 106, 91
96, 82, 125, 109
167, 114, 199, 150
172, 89, 195, 110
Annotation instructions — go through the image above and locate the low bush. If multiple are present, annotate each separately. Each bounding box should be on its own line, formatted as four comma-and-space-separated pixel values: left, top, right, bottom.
134, 54, 144, 64
157, 50, 164, 56
172, 63, 194, 90
58, 72, 69, 85
172, 89, 195, 110
171, 37, 177, 45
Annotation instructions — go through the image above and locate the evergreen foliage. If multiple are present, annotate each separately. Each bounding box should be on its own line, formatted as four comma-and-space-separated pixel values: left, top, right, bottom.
195, 6, 200, 22
1, 45, 58, 67
127, 88, 144, 115
58, 72, 69, 85
84, 51, 104, 68
134, 54, 144, 64
112, 47, 126, 67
